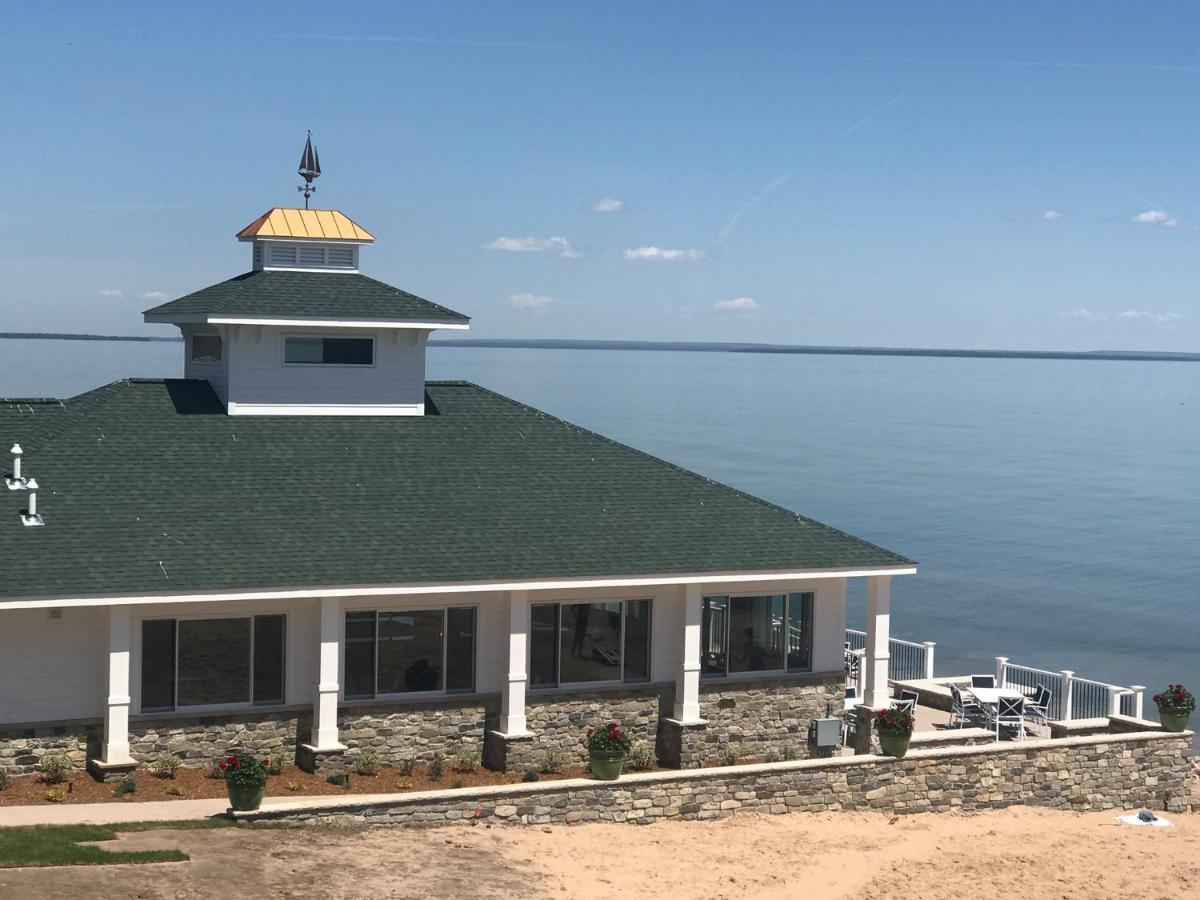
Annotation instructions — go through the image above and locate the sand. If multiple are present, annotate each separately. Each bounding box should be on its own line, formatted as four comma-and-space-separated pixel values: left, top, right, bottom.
0, 807, 1195, 899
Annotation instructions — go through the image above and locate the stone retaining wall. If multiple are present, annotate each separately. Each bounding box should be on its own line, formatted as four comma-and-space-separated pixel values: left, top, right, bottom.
339, 699, 492, 766
129, 710, 306, 763
0, 722, 96, 776
237, 730, 1196, 829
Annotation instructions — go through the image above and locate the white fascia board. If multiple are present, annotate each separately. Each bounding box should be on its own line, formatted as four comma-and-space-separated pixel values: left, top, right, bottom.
227, 401, 424, 417
239, 236, 373, 246
258, 266, 359, 274
205, 317, 470, 330
0, 566, 918, 610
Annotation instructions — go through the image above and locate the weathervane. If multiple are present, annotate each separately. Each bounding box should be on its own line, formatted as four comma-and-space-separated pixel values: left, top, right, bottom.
297, 130, 321, 208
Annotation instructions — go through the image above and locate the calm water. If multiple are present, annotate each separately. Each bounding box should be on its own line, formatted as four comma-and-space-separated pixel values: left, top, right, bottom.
3, 339, 1198, 708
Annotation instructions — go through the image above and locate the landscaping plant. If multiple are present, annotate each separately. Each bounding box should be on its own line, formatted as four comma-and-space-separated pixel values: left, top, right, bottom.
585, 722, 632, 759
266, 752, 286, 776
0, 771, 10, 791
219, 753, 270, 811
397, 756, 418, 776
44, 789, 67, 803
352, 751, 380, 776
1153, 684, 1195, 713
719, 743, 743, 766
113, 777, 136, 797
539, 750, 570, 774
165, 783, 185, 797
450, 748, 479, 774
625, 742, 655, 771
427, 754, 445, 782
38, 755, 73, 785
874, 707, 915, 735
148, 753, 182, 779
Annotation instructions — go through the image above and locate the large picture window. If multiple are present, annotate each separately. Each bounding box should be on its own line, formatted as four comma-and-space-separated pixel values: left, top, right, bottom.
530, 599, 651, 688
284, 336, 374, 365
701, 593, 813, 677
140, 615, 286, 712
343, 607, 476, 699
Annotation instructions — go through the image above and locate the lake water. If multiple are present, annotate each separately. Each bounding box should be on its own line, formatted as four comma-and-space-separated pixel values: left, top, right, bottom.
3, 338, 1198, 711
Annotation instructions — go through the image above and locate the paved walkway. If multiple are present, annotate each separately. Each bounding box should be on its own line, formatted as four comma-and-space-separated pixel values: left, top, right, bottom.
0, 795, 314, 827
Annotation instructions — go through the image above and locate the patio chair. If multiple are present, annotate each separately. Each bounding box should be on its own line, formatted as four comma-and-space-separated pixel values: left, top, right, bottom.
970, 674, 996, 689
899, 688, 920, 710
990, 696, 1027, 741
1025, 684, 1053, 726
892, 697, 916, 715
950, 684, 987, 728
845, 685, 858, 702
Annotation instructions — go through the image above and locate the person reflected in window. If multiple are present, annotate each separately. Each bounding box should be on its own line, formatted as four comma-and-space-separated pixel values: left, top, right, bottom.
739, 627, 766, 671
571, 604, 591, 658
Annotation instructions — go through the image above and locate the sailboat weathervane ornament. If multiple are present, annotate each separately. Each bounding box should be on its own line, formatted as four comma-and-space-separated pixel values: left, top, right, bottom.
297, 130, 321, 208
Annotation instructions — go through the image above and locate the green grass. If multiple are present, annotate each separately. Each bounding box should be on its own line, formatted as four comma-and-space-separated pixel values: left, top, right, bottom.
0, 818, 232, 869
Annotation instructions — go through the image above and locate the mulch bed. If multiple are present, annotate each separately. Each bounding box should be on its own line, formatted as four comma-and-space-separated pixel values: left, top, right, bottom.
0, 761, 672, 807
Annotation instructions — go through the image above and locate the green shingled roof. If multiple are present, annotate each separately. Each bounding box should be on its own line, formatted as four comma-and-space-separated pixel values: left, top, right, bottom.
0, 379, 912, 599
143, 270, 470, 323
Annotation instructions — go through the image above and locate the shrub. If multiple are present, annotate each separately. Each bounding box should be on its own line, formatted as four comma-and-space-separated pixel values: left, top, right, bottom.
585, 722, 632, 758
148, 752, 183, 779
206, 759, 225, 780
326, 772, 350, 787
625, 743, 655, 772
449, 778, 463, 789
113, 777, 136, 797
539, 750, 570, 774
165, 783, 185, 797
719, 743, 743, 766
521, 770, 540, 783
39, 754, 73, 785
266, 752, 286, 776
352, 751, 380, 776
45, 789, 67, 803
219, 753, 269, 791
392, 778, 412, 791
397, 757, 418, 776
0, 771, 10, 791
427, 754, 445, 782
449, 748, 478, 774
285, 779, 302, 791
1153, 684, 1196, 712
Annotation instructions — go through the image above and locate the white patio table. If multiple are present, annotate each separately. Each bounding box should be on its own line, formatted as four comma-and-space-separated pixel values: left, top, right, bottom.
966, 687, 1025, 706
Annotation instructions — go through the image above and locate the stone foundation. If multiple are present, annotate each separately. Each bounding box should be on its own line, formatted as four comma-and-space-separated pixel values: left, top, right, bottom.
128, 709, 305, 763
521, 685, 670, 770
338, 698, 493, 766
0, 722, 95, 776
236, 730, 1197, 828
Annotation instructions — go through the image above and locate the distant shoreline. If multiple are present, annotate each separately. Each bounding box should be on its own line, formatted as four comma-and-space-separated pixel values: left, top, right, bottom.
3, 332, 1198, 362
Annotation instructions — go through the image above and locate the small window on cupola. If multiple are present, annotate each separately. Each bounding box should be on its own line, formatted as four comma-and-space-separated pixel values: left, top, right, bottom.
191, 334, 222, 364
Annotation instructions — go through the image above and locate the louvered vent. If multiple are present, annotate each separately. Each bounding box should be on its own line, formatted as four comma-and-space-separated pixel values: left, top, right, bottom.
327, 247, 354, 268
299, 246, 326, 267
268, 245, 297, 267
252, 244, 264, 269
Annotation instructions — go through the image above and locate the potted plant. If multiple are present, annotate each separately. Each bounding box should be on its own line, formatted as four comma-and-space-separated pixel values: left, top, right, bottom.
585, 721, 632, 780
1152, 684, 1195, 732
874, 707, 915, 758
220, 752, 270, 811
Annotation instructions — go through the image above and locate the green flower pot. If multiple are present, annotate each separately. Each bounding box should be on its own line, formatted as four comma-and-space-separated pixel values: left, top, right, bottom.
877, 730, 912, 758
589, 754, 625, 781
1158, 708, 1192, 733
226, 780, 266, 812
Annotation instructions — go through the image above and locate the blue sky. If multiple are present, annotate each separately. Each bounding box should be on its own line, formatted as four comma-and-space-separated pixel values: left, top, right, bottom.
2, 2, 1199, 350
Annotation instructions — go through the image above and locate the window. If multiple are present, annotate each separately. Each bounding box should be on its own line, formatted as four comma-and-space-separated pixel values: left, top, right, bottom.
190, 334, 222, 364
529, 600, 652, 687
140, 615, 286, 712
343, 607, 476, 699
701, 593, 814, 677
284, 336, 374, 366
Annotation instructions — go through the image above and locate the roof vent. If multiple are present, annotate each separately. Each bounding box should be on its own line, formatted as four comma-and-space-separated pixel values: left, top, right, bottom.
21, 477, 43, 527
5, 443, 27, 491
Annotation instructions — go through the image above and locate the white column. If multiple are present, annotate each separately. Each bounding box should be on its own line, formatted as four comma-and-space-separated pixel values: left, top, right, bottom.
499, 590, 531, 735
994, 656, 1009, 687
922, 641, 936, 680
864, 575, 891, 708
312, 596, 344, 750
1060, 670, 1075, 721
1131, 686, 1146, 720
673, 583, 704, 723
101, 605, 134, 764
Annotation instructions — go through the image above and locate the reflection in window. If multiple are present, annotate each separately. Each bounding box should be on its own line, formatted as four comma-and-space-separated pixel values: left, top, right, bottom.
284, 336, 373, 365
531, 600, 652, 687
342, 608, 476, 698
702, 593, 815, 677
190, 334, 222, 364
378, 610, 444, 694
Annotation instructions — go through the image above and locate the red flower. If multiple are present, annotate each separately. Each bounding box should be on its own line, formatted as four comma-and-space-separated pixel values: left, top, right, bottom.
262, 758, 270, 767
218, 762, 227, 771
587, 728, 594, 737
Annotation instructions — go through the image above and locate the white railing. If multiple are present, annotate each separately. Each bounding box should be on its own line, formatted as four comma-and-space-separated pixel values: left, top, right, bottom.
845, 629, 936, 681
996, 657, 1145, 722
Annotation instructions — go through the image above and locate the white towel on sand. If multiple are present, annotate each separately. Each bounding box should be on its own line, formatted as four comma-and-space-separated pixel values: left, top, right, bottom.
1116, 814, 1173, 827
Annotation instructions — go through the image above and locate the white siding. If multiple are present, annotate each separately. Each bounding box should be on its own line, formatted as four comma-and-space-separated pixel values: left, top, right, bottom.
0, 607, 107, 724
225, 325, 428, 411
181, 324, 229, 404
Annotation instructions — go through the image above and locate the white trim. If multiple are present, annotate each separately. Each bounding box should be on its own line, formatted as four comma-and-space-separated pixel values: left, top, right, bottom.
226, 401, 425, 417
143, 313, 470, 330
241, 236, 373, 245
0, 566, 917, 610
260, 266, 360, 274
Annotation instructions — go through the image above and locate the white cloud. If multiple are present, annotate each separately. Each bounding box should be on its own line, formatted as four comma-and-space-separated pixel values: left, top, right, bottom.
508, 292, 555, 309
715, 297, 760, 312
485, 236, 581, 258
623, 246, 706, 261
141, 290, 169, 301
1133, 209, 1180, 227
1042, 210, 1062, 220
98, 288, 124, 298
1063, 308, 1108, 322
592, 197, 623, 212
1117, 309, 1180, 324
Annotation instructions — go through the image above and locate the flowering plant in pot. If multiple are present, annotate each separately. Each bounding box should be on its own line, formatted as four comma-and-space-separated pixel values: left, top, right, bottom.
220, 753, 270, 811
1152, 684, 1195, 733
585, 722, 632, 780
873, 707, 915, 758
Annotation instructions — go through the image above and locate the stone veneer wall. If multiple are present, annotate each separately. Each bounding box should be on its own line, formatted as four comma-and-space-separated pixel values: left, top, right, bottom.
0, 722, 97, 776
339, 699, 493, 765
238, 730, 1196, 828
128, 710, 306, 763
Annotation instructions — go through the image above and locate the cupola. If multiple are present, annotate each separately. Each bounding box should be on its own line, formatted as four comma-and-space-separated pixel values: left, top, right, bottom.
142, 133, 469, 417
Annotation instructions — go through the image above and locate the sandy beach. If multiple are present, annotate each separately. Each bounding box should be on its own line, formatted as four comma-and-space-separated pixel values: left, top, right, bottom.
1, 807, 1195, 899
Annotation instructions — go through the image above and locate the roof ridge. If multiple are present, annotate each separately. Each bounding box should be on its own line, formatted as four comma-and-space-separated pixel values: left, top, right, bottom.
2, 379, 132, 452
457, 381, 915, 566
